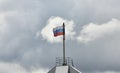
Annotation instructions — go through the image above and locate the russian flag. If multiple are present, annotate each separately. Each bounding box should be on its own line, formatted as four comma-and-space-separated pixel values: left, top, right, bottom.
53, 26, 64, 37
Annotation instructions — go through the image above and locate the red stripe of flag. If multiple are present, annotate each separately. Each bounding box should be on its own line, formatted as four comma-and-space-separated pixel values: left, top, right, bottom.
54, 32, 64, 37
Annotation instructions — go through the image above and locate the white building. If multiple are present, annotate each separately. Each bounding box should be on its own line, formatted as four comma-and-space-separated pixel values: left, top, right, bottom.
48, 57, 81, 73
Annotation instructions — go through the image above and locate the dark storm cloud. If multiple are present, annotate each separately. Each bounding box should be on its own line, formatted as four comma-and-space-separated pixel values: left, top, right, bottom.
0, 0, 120, 73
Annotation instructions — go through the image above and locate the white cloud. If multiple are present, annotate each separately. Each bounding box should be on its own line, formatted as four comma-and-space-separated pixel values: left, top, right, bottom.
77, 18, 120, 43
0, 13, 6, 35
0, 0, 7, 3
0, 62, 48, 73
40, 16, 75, 43
32, 68, 48, 73
0, 62, 28, 73
94, 71, 120, 73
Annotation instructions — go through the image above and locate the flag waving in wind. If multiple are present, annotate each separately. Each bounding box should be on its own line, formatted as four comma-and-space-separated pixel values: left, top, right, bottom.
53, 23, 66, 65
53, 24, 65, 37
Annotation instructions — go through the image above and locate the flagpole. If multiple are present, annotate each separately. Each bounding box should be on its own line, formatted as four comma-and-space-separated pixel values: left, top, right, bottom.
63, 22, 66, 65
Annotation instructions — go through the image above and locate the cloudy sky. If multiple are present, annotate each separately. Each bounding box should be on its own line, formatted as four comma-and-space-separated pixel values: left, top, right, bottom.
0, 0, 120, 73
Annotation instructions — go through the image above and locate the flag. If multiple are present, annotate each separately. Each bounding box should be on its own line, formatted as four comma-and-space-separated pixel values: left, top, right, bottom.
53, 26, 64, 37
